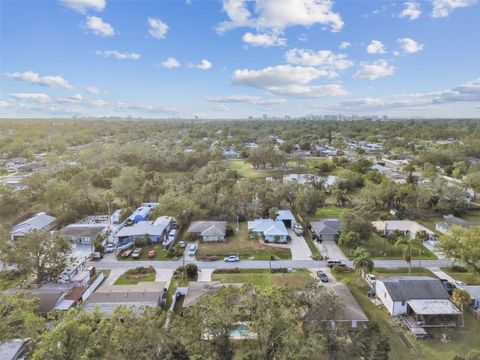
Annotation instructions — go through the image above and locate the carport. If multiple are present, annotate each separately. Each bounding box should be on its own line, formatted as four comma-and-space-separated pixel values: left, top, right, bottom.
275, 210, 296, 229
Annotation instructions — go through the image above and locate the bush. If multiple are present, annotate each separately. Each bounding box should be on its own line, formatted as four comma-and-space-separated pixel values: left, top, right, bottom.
270, 268, 288, 273
331, 266, 353, 276
185, 263, 198, 279
226, 225, 234, 236
214, 268, 240, 274
199, 255, 219, 262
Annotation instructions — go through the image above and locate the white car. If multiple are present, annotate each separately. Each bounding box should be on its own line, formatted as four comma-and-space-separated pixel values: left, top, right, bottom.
178, 241, 186, 248
106, 243, 115, 253
131, 248, 142, 259
188, 244, 197, 256
293, 223, 304, 235
224, 255, 240, 262
162, 238, 173, 247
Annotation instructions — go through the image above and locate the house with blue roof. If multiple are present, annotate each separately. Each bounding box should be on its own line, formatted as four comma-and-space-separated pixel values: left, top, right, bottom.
248, 219, 289, 243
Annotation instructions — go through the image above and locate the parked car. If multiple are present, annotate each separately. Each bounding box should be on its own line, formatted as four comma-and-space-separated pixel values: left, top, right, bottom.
131, 248, 142, 259
188, 244, 197, 256
293, 223, 304, 235
168, 229, 177, 242
316, 271, 329, 282
106, 243, 115, 253
148, 250, 156, 258
178, 241, 186, 248
162, 238, 173, 247
224, 255, 240, 262
366, 273, 376, 287
327, 260, 346, 268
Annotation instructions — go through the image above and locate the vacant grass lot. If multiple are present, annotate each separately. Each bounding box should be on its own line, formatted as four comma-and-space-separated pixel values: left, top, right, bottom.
310, 205, 346, 220
197, 223, 291, 260
212, 268, 312, 288
335, 270, 480, 360
341, 233, 437, 260
114, 267, 156, 285
441, 267, 480, 285
373, 267, 434, 277
226, 159, 282, 178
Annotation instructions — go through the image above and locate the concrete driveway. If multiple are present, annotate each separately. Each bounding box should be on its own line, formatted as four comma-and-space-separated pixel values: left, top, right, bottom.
287, 229, 312, 260
104, 268, 125, 285
197, 268, 215, 281
154, 268, 174, 283
316, 239, 347, 261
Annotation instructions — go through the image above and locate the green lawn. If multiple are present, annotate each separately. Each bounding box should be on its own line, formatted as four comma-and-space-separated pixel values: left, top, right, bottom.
440, 267, 480, 285
226, 159, 281, 178
197, 223, 291, 260
212, 268, 312, 288
342, 233, 437, 260
310, 205, 346, 220
114, 267, 156, 285
334, 270, 480, 360
373, 267, 434, 277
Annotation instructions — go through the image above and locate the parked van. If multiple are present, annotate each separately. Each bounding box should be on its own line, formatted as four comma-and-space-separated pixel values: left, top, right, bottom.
168, 229, 176, 242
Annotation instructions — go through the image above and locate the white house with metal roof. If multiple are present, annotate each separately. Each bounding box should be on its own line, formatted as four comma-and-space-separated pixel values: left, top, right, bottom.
187, 221, 227, 242
372, 220, 436, 241
11, 212, 57, 240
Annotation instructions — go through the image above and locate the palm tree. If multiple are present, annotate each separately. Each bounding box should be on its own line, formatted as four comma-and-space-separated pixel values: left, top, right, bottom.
395, 237, 413, 276
353, 247, 374, 283
452, 289, 471, 327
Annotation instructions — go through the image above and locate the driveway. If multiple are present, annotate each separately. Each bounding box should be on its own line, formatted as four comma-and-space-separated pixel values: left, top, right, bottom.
197, 268, 214, 281
427, 267, 457, 283
287, 229, 312, 260
154, 268, 174, 283
316, 239, 347, 261
104, 268, 125, 285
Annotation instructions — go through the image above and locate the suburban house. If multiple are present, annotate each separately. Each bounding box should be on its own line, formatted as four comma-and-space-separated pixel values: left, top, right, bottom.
187, 221, 227, 242
310, 219, 340, 242
84, 282, 166, 314
60, 223, 107, 245
11, 212, 57, 240
435, 214, 480, 234
375, 277, 461, 334
326, 283, 369, 331
248, 219, 289, 243
127, 207, 152, 224
275, 210, 297, 228
372, 220, 436, 241
115, 218, 170, 243
0, 339, 31, 360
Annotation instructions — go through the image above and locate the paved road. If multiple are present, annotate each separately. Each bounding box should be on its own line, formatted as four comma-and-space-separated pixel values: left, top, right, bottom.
90, 257, 455, 271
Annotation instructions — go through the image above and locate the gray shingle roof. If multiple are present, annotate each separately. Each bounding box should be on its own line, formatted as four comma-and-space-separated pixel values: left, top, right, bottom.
380, 277, 450, 302
187, 221, 227, 237
310, 219, 340, 235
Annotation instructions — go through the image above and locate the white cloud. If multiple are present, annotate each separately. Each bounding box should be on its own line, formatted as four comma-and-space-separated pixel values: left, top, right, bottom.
9, 93, 51, 103
96, 50, 140, 60
339, 41, 351, 49
147, 17, 169, 39
193, 59, 213, 70
209, 105, 230, 111
160, 57, 181, 68
431, 0, 477, 17
70, 93, 83, 101
5, 71, 73, 89
330, 78, 480, 112
285, 48, 353, 71
353, 59, 395, 80
231, 64, 348, 97
242, 32, 286, 47
397, 37, 424, 54
367, 40, 386, 54
85, 86, 100, 94
217, 0, 344, 34
84, 16, 115, 36
0, 100, 9, 108
399, 2, 421, 20
206, 94, 286, 105
59, 0, 105, 14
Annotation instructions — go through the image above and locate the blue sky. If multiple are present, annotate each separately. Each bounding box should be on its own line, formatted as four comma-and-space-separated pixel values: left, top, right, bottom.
1, 0, 479, 118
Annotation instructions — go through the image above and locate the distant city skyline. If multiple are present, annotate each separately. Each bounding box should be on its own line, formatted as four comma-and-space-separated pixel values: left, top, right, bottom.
1, 0, 479, 118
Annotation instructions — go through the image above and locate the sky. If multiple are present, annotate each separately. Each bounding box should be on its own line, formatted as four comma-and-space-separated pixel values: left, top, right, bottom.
0, 0, 479, 119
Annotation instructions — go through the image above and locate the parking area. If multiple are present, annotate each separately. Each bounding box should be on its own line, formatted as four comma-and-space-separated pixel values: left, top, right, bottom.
315, 239, 347, 261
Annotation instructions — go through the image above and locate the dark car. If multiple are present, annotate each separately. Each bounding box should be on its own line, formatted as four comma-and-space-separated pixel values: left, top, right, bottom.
327, 260, 346, 268
316, 271, 329, 283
